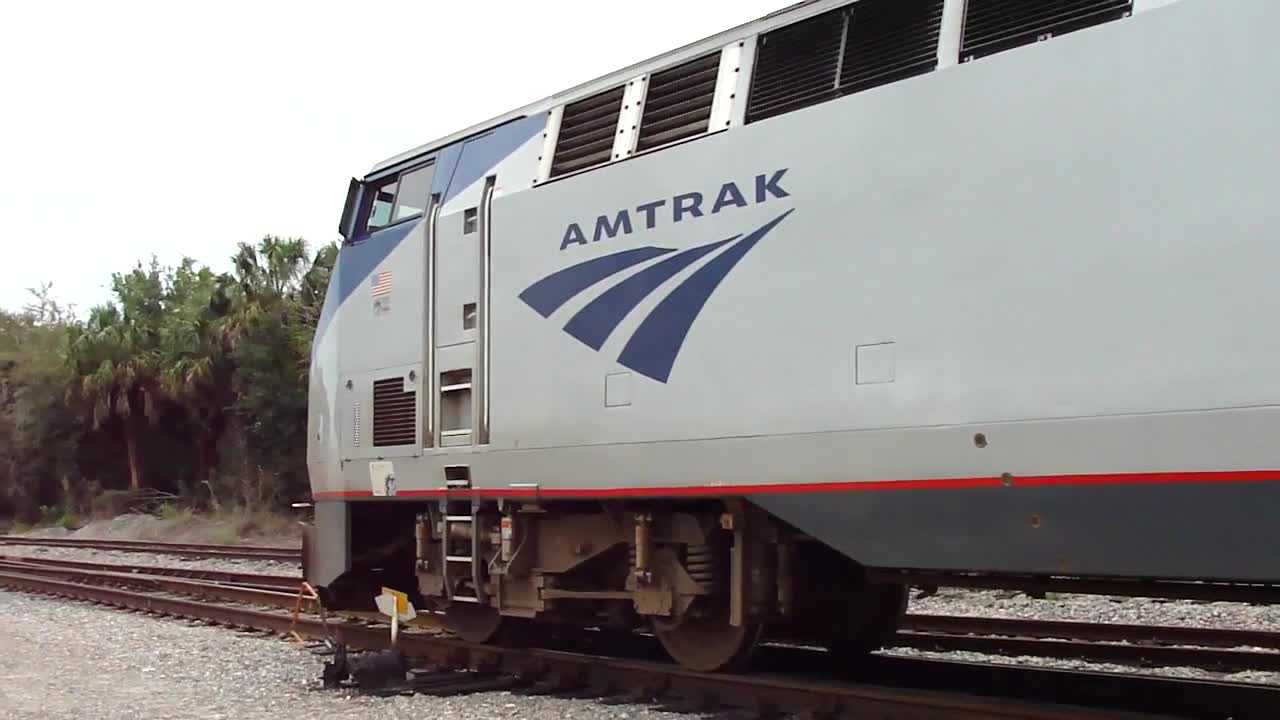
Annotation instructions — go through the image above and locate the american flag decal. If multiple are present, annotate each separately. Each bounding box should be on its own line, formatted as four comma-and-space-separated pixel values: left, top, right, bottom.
370, 270, 392, 297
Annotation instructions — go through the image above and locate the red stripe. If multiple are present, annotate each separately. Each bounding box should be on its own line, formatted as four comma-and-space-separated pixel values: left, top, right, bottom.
315, 490, 378, 498
312, 469, 1280, 501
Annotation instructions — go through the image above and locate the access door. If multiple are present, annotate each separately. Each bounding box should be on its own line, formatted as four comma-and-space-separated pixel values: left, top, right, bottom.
430, 143, 499, 448
337, 160, 436, 462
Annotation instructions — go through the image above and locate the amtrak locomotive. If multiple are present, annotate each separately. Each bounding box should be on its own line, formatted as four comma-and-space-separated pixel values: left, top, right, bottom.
304, 0, 1280, 672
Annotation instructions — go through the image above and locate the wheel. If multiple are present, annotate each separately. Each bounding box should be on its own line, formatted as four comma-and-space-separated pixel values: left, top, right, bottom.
822, 580, 907, 665
652, 613, 764, 672
444, 603, 505, 643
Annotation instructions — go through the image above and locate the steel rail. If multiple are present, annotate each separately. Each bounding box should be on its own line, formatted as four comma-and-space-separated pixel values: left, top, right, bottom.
8, 551, 1277, 650
902, 613, 1280, 650
0, 557, 447, 631
8, 535, 1280, 602
0, 536, 300, 562
894, 630, 1280, 672
6, 549, 1279, 674
6, 549, 1279, 673
873, 568, 1280, 604
0, 554, 300, 590
0, 560, 309, 611
0, 567, 1201, 720
895, 614, 1280, 671
8, 533, 1280, 610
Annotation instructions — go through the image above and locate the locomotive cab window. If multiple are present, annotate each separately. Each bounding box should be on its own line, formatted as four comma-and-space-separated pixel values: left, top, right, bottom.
393, 164, 433, 221
364, 175, 398, 233
356, 161, 437, 237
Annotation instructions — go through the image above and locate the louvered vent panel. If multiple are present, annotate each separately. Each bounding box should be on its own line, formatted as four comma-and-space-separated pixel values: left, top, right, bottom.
961, 0, 1132, 61
636, 52, 720, 152
840, 0, 943, 94
352, 401, 361, 447
550, 86, 625, 178
745, 7, 845, 123
372, 377, 416, 447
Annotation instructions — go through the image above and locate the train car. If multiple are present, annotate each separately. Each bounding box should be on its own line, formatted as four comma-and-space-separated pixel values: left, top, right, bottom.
303, 0, 1280, 672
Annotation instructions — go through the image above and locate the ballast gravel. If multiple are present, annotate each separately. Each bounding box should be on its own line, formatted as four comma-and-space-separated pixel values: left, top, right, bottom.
0, 590, 696, 720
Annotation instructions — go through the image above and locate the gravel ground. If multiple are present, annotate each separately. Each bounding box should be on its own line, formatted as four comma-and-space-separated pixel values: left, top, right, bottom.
0, 589, 695, 720
0, 544, 299, 576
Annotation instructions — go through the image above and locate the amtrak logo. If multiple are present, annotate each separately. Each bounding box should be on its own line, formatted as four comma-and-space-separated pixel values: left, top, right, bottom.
518, 209, 794, 383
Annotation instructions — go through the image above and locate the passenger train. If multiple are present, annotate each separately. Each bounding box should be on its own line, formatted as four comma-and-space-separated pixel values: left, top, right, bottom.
303, 0, 1280, 671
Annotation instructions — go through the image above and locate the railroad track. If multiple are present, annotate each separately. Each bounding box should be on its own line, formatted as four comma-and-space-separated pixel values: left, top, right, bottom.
0, 553, 300, 590
897, 614, 1280, 672
5, 549, 1280, 672
2, 563, 1280, 712
0, 557, 308, 611
0, 535, 301, 562
0, 559, 1278, 718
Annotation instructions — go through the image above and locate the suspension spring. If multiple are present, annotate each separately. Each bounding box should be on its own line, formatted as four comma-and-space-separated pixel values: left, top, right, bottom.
684, 543, 718, 592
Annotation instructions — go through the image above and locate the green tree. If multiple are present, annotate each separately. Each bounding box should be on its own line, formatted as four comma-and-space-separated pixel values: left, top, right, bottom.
222, 236, 337, 504
158, 259, 236, 502
0, 286, 81, 518
1, 233, 339, 524
65, 259, 168, 490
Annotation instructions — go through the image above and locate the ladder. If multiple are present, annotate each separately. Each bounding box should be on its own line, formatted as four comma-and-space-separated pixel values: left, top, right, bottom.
441, 465, 486, 604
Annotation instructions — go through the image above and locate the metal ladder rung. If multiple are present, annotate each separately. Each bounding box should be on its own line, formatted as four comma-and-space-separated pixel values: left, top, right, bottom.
445, 479, 471, 488
446, 555, 473, 562
450, 595, 480, 603
444, 515, 472, 522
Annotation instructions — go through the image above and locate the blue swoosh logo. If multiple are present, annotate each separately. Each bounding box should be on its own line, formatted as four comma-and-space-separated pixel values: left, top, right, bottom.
519, 209, 794, 383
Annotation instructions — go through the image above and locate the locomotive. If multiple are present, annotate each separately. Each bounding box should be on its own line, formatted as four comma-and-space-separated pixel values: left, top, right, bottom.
304, 0, 1280, 672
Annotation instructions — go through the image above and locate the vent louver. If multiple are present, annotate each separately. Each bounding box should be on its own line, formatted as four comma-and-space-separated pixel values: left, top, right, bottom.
352, 401, 361, 447
372, 377, 416, 447
550, 85, 625, 178
746, 0, 944, 124
840, 0, 943, 95
961, 0, 1132, 61
746, 7, 844, 124
636, 52, 720, 152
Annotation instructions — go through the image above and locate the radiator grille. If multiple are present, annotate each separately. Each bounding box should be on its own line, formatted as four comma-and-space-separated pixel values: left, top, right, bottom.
961, 0, 1132, 61
746, 6, 844, 123
636, 52, 720, 152
550, 85, 625, 178
840, 0, 943, 95
746, 0, 944, 124
372, 377, 416, 447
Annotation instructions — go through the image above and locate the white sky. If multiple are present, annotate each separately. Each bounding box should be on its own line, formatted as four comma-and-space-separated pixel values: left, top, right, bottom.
0, 0, 785, 316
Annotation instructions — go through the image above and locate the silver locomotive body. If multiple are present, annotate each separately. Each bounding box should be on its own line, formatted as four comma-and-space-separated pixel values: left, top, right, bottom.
306, 0, 1280, 670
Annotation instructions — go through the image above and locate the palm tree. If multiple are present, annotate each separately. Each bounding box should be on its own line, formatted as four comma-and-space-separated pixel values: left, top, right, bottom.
64, 260, 168, 491
65, 306, 161, 490
218, 237, 314, 502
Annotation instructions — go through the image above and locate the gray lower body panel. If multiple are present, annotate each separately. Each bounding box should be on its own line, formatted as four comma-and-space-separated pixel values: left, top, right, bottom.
750, 479, 1280, 582
306, 501, 351, 587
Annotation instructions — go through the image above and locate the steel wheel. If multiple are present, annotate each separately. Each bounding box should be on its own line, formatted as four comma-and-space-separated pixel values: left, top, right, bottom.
444, 603, 505, 644
653, 614, 764, 672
